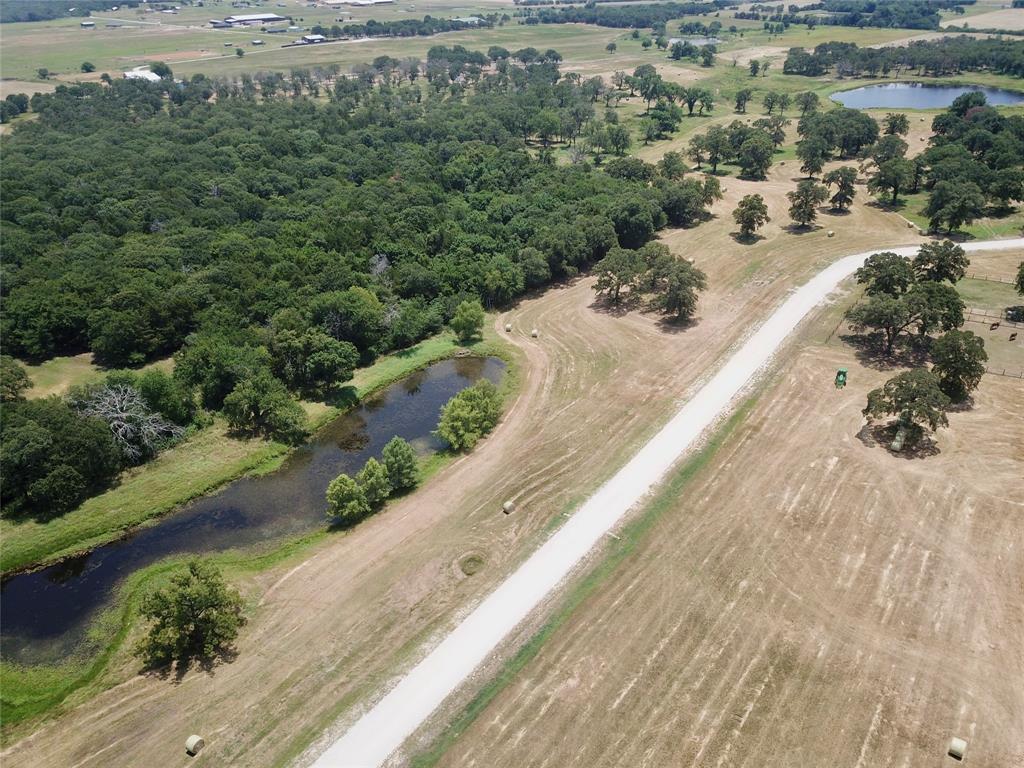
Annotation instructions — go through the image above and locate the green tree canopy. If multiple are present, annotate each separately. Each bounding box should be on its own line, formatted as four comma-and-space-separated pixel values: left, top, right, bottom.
136, 559, 246, 668
864, 369, 950, 447
356, 457, 391, 510
931, 329, 987, 402
787, 180, 828, 228
222, 370, 306, 443
450, 299, 486, 343
823, 166, 857, 211
0, 355, 32, 402
912, 240, 969, 284
326, 472, 370, 520
732, 194, 770, 238
382, 436, 418, 491
436, 379, 502, 451
856, 252, 916, 297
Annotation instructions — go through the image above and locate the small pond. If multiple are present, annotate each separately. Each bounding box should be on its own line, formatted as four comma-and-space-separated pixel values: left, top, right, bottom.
831, 82, 1024, 110
0, 356, 504, 665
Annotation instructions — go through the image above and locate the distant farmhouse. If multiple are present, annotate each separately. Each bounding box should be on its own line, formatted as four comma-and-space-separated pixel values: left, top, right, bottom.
321, 0, 394, 6
210, 12, 289, 28
123, 68, 162, 82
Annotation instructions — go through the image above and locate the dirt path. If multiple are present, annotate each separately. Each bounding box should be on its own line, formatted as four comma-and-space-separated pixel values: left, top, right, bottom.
309, 239, 1024, 767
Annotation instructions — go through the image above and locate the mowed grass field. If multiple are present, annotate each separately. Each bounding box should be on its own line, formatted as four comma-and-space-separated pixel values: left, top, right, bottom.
409, 271, 1024, 768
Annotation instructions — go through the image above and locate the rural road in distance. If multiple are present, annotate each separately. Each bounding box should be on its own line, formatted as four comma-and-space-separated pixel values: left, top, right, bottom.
309, 238, 1024, 768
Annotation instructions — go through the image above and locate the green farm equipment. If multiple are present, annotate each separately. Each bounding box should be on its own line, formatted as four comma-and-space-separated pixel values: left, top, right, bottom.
834, 368, 848, 389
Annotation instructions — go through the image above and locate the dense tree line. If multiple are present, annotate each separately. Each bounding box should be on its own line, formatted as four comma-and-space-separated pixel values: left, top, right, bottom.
1, 51, 715, 517
0, 0, 140, 23
919, 94, 1024, 230
521, 1, 730, 29
311, 14, 496, 40
740, 0, 974, 31
783, 37, 1024, 79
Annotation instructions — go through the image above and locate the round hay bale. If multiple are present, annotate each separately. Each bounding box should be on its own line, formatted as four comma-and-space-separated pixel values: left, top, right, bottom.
504, 323, 512, 332
907, 221, 914, 228
186, 735, 205, 756
531, 328, 539, 338
502, 500, 515, 514
827, 230, 835, 237
948, 737, 967, 761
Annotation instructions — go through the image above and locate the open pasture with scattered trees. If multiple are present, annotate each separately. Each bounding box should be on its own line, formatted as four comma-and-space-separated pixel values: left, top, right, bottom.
2, 5, 1023, 764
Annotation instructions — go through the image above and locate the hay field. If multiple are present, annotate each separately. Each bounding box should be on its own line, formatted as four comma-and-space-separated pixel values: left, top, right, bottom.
417, 276, 1024, 768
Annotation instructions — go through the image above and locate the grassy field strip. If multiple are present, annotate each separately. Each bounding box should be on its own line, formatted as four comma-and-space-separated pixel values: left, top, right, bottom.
310, 238, 1023, 767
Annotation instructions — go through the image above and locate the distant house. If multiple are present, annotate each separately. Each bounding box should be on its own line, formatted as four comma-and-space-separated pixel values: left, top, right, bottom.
213, 13, 288, 27
453, 16, 483, 24
80, 20, 96, 27
324, 0, 393, 6
124, 69, 162, 82
302, 33, 327, 43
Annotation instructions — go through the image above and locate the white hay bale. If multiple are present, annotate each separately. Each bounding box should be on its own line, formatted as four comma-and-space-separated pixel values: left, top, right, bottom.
186, 735, 205, 756
948, 737, 967, 761
531, 328, 539, 338
827, 230, 835, 237
504, 323, 512, 332
502, 500, 515, 514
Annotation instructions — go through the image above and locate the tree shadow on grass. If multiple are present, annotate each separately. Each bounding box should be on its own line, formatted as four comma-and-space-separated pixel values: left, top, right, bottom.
785, 222, 821, 235
654, 313, 699, 334
839, 332, 930, 371
855, 422, 940, 459
730, 230, 764, 245
141, 644, 240, 685
588, 292, 644, 317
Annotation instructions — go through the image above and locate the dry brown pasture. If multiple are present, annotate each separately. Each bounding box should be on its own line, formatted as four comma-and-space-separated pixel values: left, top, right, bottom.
2, 160, 924, 767
423, 312, 1024, 768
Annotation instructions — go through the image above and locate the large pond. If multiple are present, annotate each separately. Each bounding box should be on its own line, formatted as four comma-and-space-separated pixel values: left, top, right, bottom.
832, 82, 1024, 110
0, 356, 504, 665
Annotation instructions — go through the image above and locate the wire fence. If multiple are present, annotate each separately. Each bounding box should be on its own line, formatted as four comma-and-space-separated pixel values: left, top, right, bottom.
984, 367, 1024, 380
963, 272, 1017, 285
965, 307, 1024, 329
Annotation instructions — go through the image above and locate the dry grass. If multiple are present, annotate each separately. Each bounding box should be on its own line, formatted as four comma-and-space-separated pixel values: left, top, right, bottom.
420, 327, 1024, 768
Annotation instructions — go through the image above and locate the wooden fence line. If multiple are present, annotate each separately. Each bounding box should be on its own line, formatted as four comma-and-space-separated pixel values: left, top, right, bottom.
964, 272, 1016, 285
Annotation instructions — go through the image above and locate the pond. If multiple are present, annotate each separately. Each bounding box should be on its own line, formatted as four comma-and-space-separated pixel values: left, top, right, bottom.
831, 82, 1024, 110
0, 356, 504, 666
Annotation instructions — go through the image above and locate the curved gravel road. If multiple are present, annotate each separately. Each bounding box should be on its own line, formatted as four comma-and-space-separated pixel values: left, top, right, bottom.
310, 238, 1024, 768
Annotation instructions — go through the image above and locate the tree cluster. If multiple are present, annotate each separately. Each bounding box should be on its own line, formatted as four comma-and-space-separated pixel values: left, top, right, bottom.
688, 120, 782, 180
1, 363, 199, 517
748, 1, 974, 32
783, 37, 1024, 79
846, 242, 969, 356
920, 94, 1024, 231
436, 379, 503, 451
521, 2, 731, 28
325, 436, 420, 521
594, 241, 708, 321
